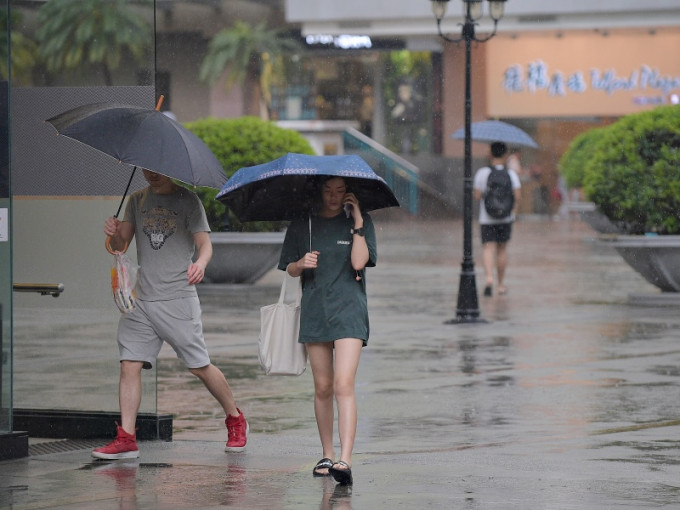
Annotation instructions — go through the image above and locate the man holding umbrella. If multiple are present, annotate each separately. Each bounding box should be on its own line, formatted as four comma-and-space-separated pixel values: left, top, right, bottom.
45, 100, 248, 458
92, 170, 248, 459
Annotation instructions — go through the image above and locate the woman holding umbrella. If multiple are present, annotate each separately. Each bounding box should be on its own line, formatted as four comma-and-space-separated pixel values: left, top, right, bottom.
278, 176, 377, 486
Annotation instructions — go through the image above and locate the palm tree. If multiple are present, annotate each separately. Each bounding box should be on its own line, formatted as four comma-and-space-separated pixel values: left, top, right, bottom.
36, 0, 152, 86
199, 20, 301, 118
0, 9, 38, 84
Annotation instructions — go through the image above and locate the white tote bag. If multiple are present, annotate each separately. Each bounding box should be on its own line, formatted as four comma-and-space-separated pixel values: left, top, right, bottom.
259, 273, 307, 376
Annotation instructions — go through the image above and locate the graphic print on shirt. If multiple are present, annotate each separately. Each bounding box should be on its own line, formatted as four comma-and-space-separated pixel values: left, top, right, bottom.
142, 206, 178, 250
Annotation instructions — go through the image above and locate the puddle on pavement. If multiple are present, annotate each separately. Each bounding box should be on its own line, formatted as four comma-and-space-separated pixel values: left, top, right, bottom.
80, 462, 174, 470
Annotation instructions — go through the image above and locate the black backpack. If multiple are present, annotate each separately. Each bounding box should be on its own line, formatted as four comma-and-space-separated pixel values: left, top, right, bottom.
484, 166, 514, 219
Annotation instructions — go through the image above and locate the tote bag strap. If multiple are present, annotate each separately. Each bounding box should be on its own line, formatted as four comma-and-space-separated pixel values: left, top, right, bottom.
278, 273, 302, 305
278, 274, 288, 303
280, 214, 307, 307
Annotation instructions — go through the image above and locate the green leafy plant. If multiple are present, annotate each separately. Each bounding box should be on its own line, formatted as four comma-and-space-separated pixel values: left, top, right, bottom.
582, 105, 680, 234
558, 127, 604, 189
184, 116, 315, 232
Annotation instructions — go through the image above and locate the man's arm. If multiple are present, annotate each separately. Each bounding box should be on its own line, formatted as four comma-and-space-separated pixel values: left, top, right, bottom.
513, 189, 522, 216
188, 231, 212, 284
104, 217, 135, 252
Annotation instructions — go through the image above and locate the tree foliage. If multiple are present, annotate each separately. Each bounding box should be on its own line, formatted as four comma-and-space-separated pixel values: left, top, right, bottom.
0, 9, 38, 84
36, 0, 152, 85
185, 116, 315, 232
199, 21, 300, 115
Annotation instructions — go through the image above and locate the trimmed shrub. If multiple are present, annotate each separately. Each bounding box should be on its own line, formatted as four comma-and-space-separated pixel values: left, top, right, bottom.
583, 105, 680, 234
185, 116, 315, 232
558, 127, 604, 189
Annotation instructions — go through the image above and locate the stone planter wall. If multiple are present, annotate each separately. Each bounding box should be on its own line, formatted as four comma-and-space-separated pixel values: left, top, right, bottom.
204, 232, 285, 284
567, 201, 620, 234
599, 234, 680, 292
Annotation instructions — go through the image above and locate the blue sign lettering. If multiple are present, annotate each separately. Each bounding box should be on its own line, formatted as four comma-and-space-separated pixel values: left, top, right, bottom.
548, 72, 566, 96
502, 65, 524, 93
502, 61, 680, 98
526, 60, 550, 92
567, 72, 587, 93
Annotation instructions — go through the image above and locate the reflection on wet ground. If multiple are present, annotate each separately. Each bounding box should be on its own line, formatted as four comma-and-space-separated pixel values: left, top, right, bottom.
166, 219, 680, 506
5, 218, 680, 508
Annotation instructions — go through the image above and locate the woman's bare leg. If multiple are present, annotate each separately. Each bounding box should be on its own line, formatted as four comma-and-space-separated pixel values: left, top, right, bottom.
307, 342, 336, 471
333, 338, 363, 468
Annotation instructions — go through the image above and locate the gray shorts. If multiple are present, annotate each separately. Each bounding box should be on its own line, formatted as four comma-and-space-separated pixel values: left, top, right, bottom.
117, 297, 211, 370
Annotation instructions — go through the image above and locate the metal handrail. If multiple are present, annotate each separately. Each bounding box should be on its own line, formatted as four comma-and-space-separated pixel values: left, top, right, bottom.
343, 127, 442, 216
344, 127, 421, 174
13, 283, 65, 297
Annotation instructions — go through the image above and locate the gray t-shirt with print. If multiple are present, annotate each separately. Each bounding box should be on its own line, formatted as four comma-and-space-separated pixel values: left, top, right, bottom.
123, 186, 210, 301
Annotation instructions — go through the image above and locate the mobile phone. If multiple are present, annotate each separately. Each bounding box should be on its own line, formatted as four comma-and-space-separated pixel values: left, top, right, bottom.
344, 204, 352, 218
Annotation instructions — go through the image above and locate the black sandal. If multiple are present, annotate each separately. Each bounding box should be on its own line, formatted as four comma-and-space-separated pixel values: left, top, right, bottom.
328, 460, 353, 485
312, 457, 334, 477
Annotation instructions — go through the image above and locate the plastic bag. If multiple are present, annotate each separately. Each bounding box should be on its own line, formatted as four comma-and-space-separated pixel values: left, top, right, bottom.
111, 252, 138, 313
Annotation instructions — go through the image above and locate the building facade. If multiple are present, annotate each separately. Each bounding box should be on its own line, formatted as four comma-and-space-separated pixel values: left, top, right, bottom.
285, 0, 680, 212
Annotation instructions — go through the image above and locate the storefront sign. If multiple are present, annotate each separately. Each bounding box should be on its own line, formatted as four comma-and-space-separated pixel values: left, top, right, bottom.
305, 34, 373, 49
503, 62, 680, 98
487, 30, 680, 118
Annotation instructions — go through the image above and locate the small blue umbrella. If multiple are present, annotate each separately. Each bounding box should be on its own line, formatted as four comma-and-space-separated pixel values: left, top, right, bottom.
216, 153, 400, 221
452, 120, 538, 148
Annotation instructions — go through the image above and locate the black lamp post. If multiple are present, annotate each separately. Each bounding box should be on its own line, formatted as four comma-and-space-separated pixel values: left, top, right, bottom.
430, 0, 507, 323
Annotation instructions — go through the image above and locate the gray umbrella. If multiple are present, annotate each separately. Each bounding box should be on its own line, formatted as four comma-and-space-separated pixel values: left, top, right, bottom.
46, 101, 227, 217
452, 120, 538, 148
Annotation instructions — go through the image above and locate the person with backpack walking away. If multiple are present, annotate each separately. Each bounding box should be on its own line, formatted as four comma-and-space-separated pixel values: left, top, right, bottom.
473, 142, 522, 297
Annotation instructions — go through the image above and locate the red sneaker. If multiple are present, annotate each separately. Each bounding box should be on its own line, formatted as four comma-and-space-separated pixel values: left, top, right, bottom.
225, 409, 248, 452
92, 424, 139, 460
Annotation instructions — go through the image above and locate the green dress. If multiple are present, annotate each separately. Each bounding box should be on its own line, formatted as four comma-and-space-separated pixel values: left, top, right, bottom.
278, 212, 377, 345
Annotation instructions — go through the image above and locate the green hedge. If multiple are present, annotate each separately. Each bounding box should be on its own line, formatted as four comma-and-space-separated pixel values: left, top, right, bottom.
582, 105, 680, 234
185, 116, 315, 232
558, 127, 604, 189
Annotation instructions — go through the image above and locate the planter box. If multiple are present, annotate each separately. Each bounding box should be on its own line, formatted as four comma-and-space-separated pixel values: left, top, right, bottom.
599, 234, 680, 292
567, 201, 620, 234
204, 232, 285, 284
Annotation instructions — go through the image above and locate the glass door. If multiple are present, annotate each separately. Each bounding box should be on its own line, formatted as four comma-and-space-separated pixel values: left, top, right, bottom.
0, 0, 11, 436
9, 0, 159, 437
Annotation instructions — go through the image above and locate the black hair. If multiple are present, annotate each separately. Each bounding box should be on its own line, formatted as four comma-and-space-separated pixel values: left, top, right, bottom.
490, 142, 508, 158
319, 175, 349, 192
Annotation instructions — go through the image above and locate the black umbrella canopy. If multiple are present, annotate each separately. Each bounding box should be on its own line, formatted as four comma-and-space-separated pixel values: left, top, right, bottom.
46, 102, 227, 189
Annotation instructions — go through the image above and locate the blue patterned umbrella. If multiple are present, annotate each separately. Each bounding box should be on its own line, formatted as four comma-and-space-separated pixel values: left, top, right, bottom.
452, 120, 538, 148
216, 153, 400, 221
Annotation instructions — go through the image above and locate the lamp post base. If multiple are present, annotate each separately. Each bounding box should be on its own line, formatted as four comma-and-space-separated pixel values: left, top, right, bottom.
444, 266, 487, 324
445, 315, 488, 325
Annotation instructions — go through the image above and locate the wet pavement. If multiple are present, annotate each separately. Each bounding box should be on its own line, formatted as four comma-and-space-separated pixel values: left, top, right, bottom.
3, 216, 680, 509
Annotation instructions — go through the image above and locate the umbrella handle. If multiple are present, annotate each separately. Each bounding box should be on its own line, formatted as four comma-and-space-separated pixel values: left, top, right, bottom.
106, 235, 129, 255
